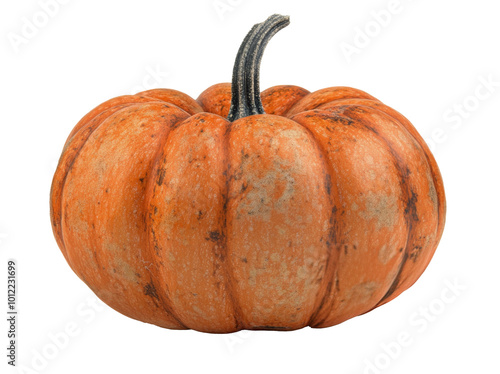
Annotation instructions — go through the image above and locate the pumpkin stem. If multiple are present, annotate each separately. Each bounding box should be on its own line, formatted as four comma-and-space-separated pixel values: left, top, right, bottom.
227, 14, 290, 122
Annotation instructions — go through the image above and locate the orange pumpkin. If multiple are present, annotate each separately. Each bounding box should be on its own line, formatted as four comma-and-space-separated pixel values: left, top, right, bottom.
50, 14, 445, 333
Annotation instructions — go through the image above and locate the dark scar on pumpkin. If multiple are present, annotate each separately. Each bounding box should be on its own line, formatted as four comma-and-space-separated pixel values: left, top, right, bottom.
251, 326, 289, 330
206, 230, 222, 242
157, 168, 166, 186
143, 282, 159, 300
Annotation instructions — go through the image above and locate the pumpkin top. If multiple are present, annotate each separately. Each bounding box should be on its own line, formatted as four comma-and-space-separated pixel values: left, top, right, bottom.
227, 14, 290, 121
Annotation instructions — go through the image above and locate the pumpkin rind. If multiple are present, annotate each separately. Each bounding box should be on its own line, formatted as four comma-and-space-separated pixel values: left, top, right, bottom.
50, 87, 445, 332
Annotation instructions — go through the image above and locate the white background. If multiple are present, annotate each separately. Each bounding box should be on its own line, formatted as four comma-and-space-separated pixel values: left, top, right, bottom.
1, 0, 499, 373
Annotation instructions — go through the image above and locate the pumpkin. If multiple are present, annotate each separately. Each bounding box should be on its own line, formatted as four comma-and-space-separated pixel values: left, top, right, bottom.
50, 14, 445, 333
